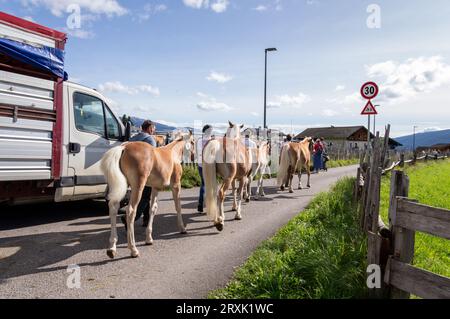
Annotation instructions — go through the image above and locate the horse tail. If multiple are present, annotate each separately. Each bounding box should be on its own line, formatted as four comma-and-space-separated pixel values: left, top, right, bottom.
101, 145, 128, 203
202, 140, 220, 222
277, 144, 290, 187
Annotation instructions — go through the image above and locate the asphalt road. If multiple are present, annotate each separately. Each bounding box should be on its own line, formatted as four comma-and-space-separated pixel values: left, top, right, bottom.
0, 165, 357, 299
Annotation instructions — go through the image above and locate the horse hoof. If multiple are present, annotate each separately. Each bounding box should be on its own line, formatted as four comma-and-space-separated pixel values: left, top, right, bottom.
145, 241, 153, 246
235, 215, 242, 221
307, 185, 311, 188
180, 229, 187, 234
245, 198, 250, 203
107, 249, 116, 259
231, 207, 237, 212
280, 186, 285, 191
289, 190, 294, 194
131, 250, 140, 258
215, 223, 224, 232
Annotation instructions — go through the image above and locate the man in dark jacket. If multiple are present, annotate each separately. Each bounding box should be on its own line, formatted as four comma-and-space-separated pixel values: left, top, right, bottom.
121, 120, 157, 229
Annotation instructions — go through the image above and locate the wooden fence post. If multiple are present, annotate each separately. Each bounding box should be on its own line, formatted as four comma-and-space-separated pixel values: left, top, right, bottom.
387, 170, 415, 299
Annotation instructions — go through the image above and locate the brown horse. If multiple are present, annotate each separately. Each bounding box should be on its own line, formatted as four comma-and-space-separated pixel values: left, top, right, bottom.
154, 135, 167, 146
100, 131, 194, 258
202, 121, 252, 231
277, 137, 313, 193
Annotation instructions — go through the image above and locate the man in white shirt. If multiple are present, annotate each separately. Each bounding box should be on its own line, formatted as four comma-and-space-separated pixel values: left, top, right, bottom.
243, 129, 257, 148
196, 124, 213, 213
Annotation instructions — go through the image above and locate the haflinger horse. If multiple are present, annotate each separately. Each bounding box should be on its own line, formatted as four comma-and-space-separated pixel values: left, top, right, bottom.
243, 141, 271, 201
203, 121, 252, 231
100, 131, 194, 258
277, 137, 313, 193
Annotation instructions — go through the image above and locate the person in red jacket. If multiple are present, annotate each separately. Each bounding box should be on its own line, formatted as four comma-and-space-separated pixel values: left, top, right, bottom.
313, 138, 324, 173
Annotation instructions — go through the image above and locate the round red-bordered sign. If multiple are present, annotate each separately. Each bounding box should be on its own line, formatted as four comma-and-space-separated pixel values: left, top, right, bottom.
360, 82, 379, 100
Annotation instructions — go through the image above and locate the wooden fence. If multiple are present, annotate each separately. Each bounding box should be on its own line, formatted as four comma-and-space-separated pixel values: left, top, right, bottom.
355, 124, 450, 299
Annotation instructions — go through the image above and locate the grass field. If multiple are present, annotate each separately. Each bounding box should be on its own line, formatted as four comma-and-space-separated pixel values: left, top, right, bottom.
379, 159, 450, 278
209, 177, 368, 299
327, 158, 359, 169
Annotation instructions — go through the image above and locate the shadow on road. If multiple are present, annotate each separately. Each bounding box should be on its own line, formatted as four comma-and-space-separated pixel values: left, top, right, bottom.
0, 202, 219, 283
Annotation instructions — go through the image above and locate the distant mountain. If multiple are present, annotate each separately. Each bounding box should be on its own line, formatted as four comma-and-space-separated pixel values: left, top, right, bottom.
395, 129, 450, 150
130, 116, 177, 132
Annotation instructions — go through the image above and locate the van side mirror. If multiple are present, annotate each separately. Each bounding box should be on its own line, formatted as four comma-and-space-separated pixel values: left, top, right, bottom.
121, 121, 131, 142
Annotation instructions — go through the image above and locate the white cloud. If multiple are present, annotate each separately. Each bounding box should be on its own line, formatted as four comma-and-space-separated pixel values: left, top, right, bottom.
136, 3, 167, 22
268, 92, 311, 108
275, 0, 283, 11
254, 5, 267, 11
183, 0, 209, 9
423, 127, 441, 132
22, 16, 35, 22
63, 28, 95, 39
335, 85, 345, 91
183, 0, 229, 13
99, 81, 160, 96
21, 0, 128, 17
251, 112, 259, 116
366, 56, 450, 104
322, 109, 339, 117
206, 71, 233, 83
196, 92, 231, 112
211, 0, 229, 13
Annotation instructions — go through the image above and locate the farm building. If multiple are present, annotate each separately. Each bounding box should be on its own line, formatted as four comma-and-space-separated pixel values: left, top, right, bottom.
294, 126, 402, 150
417, 143, 450, 153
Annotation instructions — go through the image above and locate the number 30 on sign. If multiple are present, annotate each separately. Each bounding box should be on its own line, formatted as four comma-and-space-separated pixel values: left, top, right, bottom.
360, 82, 379, 100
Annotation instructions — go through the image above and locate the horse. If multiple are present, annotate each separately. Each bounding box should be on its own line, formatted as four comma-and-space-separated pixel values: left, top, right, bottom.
100, 131, 194, 258
154, 134, 167, 147
277, 137, 313, 193
202, 121, 252, 231
243, 141, 271, 201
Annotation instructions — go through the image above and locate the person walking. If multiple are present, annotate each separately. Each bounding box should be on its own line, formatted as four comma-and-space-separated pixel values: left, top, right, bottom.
243, 129, 257, 148
196, 124, 213, 213
121, 120, 157, 229
313, 138, 324, 173
320, 138, 329, 172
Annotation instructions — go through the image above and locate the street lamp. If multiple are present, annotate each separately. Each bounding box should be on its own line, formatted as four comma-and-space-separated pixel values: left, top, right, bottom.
413, 125, 419, 153
374, 105, 380, 137
264, 47, 277, 129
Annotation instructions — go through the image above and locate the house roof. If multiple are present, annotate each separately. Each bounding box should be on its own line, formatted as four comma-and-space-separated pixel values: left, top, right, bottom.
295, 126, 402, 146
295, 126, 371, 140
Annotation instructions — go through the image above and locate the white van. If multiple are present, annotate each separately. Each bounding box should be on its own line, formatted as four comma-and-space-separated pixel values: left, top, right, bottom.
0, 12, 129, 205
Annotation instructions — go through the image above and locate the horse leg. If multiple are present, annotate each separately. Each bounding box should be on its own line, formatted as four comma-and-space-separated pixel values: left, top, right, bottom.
235, 177, 246, 220
126, 184, 144, 258
298, 164, 303, 190
145, 190, 158, 245
245, 173, 253, 202
106, 199, 120, 259
172, 183, 187, 234
231, 179, 237, 211
217, 178, 233, 231
259, 168, 266, 197
288, 166, 294, 193
306, 160, 311, 188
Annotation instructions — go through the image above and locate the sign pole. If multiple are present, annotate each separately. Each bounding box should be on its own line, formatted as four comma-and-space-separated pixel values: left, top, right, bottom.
367, 114, 371, 151
360, 82, 380, 152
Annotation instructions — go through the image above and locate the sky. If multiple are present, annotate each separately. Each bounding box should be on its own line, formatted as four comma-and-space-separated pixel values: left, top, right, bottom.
2, 0, 450, 137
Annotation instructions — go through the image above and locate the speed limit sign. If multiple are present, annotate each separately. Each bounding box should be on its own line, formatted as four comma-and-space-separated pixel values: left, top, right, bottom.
360, 82, 379, 100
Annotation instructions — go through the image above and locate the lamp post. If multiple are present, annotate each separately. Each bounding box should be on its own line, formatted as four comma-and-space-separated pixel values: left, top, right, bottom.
413, 125, 419, 153
264, 47, 277, 129
374, 105, 380, 137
